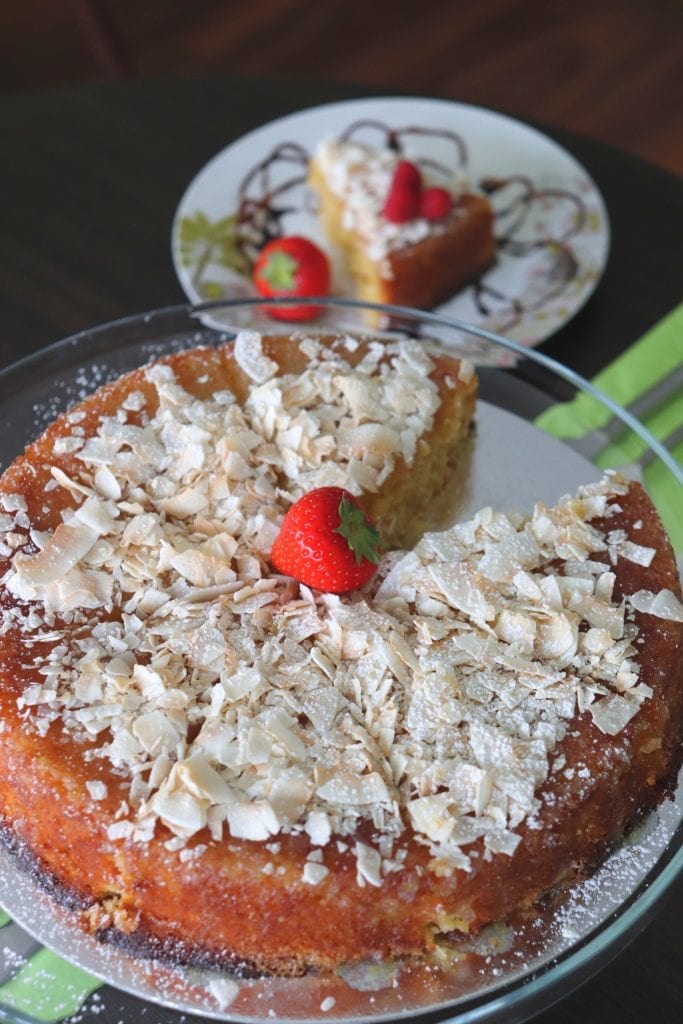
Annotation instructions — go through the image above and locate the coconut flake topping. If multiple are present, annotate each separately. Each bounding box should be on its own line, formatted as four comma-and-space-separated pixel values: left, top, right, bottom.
0, 335, 674, 886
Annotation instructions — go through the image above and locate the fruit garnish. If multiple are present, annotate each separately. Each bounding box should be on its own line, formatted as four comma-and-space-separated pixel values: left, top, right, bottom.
382, 160, 422, 223
419, 187, 453, 221
382, 160, 453, 225
392, 159, 423, 192
271, 487, 382, 594
253, 236, 331, 321
383, 185, 421, 224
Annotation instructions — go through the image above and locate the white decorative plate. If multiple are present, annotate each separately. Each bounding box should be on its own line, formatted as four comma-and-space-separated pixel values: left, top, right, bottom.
171, 97, 610, 349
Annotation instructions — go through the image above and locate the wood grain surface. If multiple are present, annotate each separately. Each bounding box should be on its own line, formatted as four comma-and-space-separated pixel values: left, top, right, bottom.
1, 0, 682, 176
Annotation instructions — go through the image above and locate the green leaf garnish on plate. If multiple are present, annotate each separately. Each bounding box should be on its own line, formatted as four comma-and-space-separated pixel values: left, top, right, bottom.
177, 211, 248, 292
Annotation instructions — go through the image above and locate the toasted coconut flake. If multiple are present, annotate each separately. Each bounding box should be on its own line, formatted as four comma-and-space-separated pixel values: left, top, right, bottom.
582, 628, 614, 656
427, 563, 496, 624
269, 770, 313, 825
338, 423, 401, 458
622, 541, 656, 566
457, 359, 475, 384
317, 772, 391, 806
0, 493, 27, 512
573, 595, 624, 639
628, 589, 683, 622
303, 861, 329, 885
170, 550, 215, 587
50, 466, 95, 497
13, 522, 99, 585
94, 465, 122, 501
486, 830, 522, 856
535, 614, 577, 661
161, 487, 208, 518
207, 976, 239, 1011
305, 809, 332, 846
495, 610, 536, 654
355, 841, 382, 887
589, 694, 640, 735
132, 710, 181, 755
479, 531, 540, 583
227, 801, 279, 841
221, 666, 262, 701
85, 781, 108, 802
73, 496, 119, 535
407, 795, 456, 843
234, 331, 279, 383
154, 789, 207, 838
175, 754, 236, 804
107, 820, 134, 841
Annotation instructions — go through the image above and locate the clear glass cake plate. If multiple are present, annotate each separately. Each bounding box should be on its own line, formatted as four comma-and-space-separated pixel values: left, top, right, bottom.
0, 298, 680, 1024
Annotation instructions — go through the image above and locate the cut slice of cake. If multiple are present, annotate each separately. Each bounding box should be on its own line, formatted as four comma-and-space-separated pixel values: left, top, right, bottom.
308, 138, 495, 311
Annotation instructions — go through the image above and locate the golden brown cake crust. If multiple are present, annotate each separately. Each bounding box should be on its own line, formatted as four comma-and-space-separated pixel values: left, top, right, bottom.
0, 336, 680, 977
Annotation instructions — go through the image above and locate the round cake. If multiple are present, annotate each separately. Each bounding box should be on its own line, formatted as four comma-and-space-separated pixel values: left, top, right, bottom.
0, 329, 681, 978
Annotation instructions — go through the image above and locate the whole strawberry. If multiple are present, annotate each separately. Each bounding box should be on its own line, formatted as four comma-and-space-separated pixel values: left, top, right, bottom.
271, 487, 382, 594
253, 236, 331, 321
419, 186, 452, 221
382, 159, 422, 224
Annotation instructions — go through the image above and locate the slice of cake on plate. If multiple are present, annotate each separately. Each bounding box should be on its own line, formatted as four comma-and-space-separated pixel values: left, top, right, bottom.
308, 137, 495, 311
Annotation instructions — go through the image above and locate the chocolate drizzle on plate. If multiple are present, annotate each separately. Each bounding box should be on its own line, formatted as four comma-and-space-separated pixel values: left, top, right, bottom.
338, 118, 468, 175
179, 120, 594, 337
472, 175, 588, 333
234, 142, 310, 269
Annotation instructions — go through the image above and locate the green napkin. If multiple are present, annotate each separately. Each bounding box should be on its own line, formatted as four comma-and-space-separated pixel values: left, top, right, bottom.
0, 918, 101, 1023
0, 948, 100, 1023
537, 303, 683, 552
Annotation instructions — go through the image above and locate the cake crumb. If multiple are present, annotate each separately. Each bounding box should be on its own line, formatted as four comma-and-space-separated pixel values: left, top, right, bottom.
207, 976, 239, 1010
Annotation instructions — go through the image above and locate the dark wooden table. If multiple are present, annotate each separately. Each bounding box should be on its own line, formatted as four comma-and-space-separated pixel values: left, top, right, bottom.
0, 76, 681, 1023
